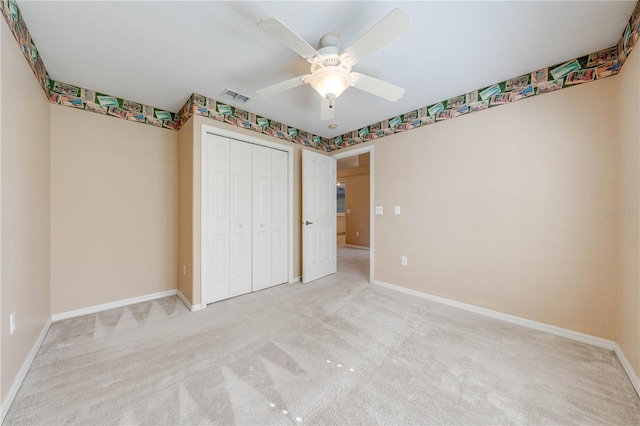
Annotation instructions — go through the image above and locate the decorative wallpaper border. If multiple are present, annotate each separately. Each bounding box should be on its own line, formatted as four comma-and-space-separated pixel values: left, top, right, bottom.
2, 0, 639, 153
175, 93, 333, 152
48, 79, 179, 130
1, 0, 50, 96
328, 0, 640, 150
0, 0, 331, 151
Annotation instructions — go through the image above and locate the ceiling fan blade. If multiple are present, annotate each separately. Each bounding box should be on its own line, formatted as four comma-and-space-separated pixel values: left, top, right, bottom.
320, 97, 335, 121
256, 75, 310, 98
344, 8, 412, 62
258, 17, 321, 61
350, 72, 405, 102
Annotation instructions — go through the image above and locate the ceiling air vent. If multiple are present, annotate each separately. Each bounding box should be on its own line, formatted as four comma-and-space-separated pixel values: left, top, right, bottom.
220, 88, 251, 104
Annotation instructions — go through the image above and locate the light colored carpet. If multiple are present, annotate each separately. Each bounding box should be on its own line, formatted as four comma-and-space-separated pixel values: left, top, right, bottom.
4, 248, 640, 425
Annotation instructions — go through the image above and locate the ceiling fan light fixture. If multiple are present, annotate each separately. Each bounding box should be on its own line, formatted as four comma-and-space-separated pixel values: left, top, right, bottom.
309, 66, 350, 99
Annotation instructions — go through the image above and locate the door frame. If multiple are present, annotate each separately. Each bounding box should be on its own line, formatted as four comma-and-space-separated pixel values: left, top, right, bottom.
200, 124, 295, 307
331, 145, 374, 283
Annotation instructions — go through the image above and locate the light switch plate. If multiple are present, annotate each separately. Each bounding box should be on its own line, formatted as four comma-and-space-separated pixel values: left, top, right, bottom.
375, 206, 383, 215
395, 206, 401, 215
10, 312, 16, 335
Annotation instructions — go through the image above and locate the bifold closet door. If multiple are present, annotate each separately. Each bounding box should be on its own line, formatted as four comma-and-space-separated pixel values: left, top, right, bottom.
229, 140, 252, 298
203, 133, 289, 305
252, 145, 273, 291
203, 134, 230, 304
271, 149, 288, 286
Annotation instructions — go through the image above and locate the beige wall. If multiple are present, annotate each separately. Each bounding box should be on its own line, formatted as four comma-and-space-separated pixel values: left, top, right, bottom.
1, 20, 51, 408
371, 77, 619, 340
338, 154, 370, 247
617, 46, 640, 374
177, 118, 194, 302
50, 105, 178, 314
178, 115, 305, 306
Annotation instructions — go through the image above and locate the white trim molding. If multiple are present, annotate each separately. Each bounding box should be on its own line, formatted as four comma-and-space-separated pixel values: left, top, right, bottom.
615, 344, 640, 398
331, 144, 375, 283
372, 280, 616, 350
1, 317, 52, 423
51, 290, 178, 322
177, 289, 202, 312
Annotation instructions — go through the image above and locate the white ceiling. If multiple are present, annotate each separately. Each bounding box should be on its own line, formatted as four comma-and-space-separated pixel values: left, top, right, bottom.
19, 1, 635, 138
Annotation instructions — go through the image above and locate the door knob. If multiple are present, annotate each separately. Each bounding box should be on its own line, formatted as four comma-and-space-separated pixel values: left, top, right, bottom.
239, 224, 243, 228
305, 221, 313, 225
261, 223, 265, 227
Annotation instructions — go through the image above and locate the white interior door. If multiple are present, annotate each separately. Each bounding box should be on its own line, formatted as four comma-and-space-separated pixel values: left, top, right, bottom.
252, 145, 273, 291
203, 134, 230, 304
229, 140, 252, 298
302, 149, 336, 283
271, 149, 288, 286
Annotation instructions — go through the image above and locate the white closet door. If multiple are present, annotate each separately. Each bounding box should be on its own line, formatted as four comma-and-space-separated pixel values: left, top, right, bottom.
252, 145, 272, 291
271, 149, 288, 286
229, 140, 252, 297
203, 134, 230, 304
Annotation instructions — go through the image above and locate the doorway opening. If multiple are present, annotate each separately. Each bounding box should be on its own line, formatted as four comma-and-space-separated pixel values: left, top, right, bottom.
332, 146, 374, 283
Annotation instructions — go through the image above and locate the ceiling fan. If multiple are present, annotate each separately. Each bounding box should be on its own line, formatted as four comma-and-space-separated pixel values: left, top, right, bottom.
256, 8, 413, 120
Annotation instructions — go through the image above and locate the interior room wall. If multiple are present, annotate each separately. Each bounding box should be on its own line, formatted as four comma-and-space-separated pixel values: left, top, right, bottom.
50, 105, 178, 314
1, 19, 51, 410
617, 46, 640, 375
337, 154, 370, 248
178, 118, 194, 303
178, 114, 305, 307
369, 77, 619, 340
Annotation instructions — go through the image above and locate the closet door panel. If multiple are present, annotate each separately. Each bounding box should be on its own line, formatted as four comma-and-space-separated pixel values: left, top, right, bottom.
229, 140, 253, 298
252, 145, 272, 291
203, 134, 230, 304
271, 149, 288, 286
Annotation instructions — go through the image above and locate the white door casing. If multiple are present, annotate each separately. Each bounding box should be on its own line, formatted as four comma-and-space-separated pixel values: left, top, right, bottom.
302, 149, 337, 283
330, 145, 375, 283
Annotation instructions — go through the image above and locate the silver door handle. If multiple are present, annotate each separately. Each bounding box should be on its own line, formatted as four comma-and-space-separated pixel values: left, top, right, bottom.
305, 221, 313, 225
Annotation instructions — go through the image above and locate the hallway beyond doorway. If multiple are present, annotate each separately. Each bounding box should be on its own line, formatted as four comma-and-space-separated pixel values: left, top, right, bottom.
337, 246, 370, 283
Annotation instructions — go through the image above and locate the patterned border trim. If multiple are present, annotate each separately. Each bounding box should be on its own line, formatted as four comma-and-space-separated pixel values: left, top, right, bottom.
328, 1, 640, 151
2, 0, 639, 152
1, 0, 50, 96
48, 79, 178, 130
0, 0, 331, 150
175, 93, 333, 152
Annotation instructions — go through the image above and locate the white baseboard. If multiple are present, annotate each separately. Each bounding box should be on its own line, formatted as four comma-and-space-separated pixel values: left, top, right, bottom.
1, 317, 52, 423
615, 344, 640, 398
289, 276, 301, 284
51, 289, 178, 321
177, 289, 202, 312
372, 280, 616, 350
344, 244, 370, 250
